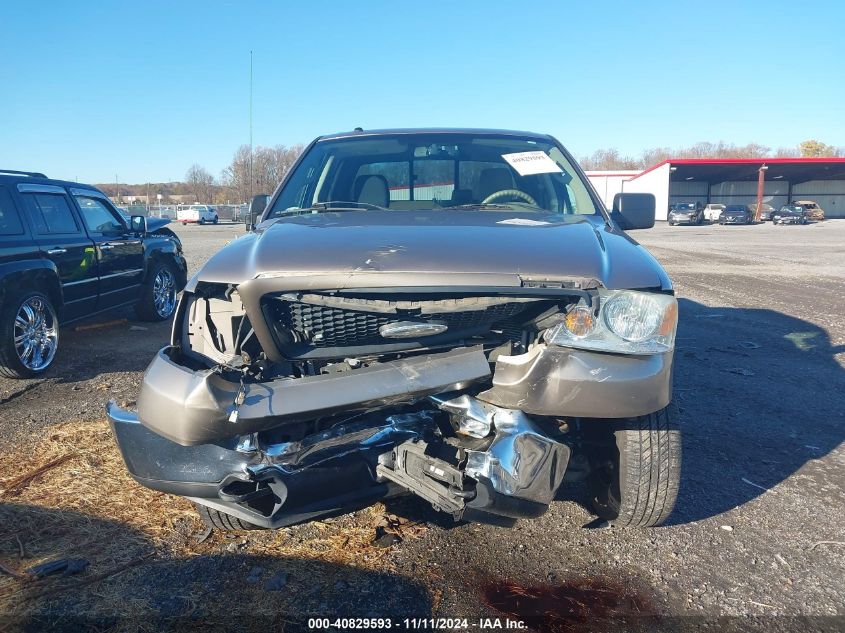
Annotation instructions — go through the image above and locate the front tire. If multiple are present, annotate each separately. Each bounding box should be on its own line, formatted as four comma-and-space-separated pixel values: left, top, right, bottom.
587, 403, 681, 527
135, 260, 179, 322
0, 289, 60, 379
194, 503, 263, 531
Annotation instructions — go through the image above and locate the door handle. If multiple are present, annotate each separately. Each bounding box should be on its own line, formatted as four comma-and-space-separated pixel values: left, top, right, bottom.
99, 244, 115, 250
47, 248, 67, 255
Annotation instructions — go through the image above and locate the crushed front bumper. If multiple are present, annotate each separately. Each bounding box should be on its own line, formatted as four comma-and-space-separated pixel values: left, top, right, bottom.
109, 398, 570, 527
110, 342, 671, 527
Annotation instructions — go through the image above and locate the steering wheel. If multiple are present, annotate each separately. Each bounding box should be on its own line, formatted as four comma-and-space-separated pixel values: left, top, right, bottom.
481, 189, 538, 206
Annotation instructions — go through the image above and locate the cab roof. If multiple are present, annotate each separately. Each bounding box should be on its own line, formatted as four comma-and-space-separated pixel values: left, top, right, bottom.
317, 128, 554, 142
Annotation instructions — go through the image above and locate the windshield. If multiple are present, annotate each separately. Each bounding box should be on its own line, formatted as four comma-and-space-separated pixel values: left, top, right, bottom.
726, 205, 746, 212
675, 203, 696, 211
267, 133, 599, 217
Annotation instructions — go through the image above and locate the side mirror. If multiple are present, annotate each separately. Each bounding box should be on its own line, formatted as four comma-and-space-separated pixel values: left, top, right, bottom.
611, 193, 655, 230
246, 194, 270, 230
130, 215, 148, 234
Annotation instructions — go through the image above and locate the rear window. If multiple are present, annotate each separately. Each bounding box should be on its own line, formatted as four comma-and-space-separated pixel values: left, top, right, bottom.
22, 193, 80, 234
0, 188, 24, 236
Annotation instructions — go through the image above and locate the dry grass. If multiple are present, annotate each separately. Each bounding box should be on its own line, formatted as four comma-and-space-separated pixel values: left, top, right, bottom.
0, 419, 429, 629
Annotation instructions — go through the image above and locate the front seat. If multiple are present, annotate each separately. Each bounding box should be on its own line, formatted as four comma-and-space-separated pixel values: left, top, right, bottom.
474, 167, 514, 202
353, 174, 390, 207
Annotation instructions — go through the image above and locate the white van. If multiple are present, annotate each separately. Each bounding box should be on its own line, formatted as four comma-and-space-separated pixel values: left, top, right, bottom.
177, 205, 218, 225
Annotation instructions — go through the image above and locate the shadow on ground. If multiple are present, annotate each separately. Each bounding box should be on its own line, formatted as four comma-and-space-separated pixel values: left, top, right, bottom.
666, 298, 845, 524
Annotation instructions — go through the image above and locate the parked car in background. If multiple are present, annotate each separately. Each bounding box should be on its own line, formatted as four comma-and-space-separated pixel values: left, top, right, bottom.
772, 204, 807, 225
719, 204, 752, 225
703, 203, 726, 223
668, 202, 703, 225
793, 200, 825, 221
0, 170, 187, 378
110, 128, 681, 534
748, 202, 776, 221
177, 204, 218, 225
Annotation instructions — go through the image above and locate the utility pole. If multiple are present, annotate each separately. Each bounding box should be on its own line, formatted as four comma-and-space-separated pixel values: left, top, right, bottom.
115, 174, 120, 205
249, 50, 254, 203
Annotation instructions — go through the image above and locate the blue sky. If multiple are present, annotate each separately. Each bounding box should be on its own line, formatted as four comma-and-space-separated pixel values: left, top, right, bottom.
1, 0, 843, 183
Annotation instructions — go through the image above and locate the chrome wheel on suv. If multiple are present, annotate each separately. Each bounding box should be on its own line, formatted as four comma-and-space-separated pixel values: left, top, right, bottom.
0, 290, 60, 378
14, 295, 59, 371
153, 268, 177, 318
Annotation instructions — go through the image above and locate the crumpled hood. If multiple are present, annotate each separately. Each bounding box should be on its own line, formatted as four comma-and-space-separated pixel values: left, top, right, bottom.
191, 211, 669, 291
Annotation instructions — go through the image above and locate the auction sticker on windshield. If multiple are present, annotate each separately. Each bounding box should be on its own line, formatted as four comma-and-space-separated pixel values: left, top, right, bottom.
502, 151, 563, 176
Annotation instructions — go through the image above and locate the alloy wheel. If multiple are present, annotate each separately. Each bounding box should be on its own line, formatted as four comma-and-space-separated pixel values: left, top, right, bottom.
153, 268, 177, 317
13, 296, 59, 371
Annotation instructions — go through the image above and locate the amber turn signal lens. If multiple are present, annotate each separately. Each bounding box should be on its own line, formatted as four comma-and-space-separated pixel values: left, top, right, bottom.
658, 300, 678, 337
563, 306, 595, 338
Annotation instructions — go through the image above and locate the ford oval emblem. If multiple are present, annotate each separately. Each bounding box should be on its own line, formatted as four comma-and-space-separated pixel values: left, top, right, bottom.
379, 321, 448, 339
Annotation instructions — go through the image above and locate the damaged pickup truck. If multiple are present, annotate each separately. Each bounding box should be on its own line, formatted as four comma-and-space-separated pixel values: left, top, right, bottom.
109, 129, 680, 531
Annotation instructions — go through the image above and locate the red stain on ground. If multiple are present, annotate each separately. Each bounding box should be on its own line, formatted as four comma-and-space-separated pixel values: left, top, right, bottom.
480, 577, 657, 632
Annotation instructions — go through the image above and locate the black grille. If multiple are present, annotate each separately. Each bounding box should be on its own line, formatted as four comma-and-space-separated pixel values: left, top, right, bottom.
271, 299, 530, 348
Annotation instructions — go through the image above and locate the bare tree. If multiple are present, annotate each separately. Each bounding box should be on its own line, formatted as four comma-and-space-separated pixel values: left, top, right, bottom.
580, 148, 639, 171
223, 144, 305, 203
221, 146, 252, 203
185, 164, 215, 203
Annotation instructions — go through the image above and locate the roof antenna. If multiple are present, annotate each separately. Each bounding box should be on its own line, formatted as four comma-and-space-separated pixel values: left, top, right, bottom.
353, 127, 364, 132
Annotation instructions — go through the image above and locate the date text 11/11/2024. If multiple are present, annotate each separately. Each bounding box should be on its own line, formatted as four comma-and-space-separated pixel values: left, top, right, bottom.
307, 617, 528, 630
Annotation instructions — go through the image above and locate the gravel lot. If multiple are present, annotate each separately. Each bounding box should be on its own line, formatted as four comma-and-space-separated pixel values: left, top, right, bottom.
1, 219, 843, 631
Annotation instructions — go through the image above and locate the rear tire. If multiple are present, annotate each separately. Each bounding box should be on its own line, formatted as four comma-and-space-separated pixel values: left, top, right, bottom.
0, 289, 60, 379
213, 215, 219, 225
194, 503, 263, 531
587, 403, 681, 527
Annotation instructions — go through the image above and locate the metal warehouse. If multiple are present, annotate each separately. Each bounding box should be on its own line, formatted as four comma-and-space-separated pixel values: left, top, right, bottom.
588, 158, 845, 220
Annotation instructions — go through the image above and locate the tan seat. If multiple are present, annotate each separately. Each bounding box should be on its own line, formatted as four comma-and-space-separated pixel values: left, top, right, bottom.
353, 175, 390, 207
474, 168, 514, 201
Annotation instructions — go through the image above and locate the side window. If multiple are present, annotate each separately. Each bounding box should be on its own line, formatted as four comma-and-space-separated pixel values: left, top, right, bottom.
75, 196, 124, 235
0, 188, 25, 236
22, 193, 81, 234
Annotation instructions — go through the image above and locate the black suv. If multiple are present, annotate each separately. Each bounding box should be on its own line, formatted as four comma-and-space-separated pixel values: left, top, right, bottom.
0, 170, 187, 378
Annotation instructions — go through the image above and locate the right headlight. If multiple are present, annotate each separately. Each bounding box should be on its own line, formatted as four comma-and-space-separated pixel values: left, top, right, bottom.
544, 290, 677, 355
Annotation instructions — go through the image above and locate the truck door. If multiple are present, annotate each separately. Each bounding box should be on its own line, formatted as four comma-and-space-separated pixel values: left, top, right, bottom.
16, 184, 98, 321
71, 190, 144, 309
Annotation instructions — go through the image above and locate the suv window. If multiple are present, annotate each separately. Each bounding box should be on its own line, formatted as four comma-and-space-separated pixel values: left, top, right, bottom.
22, 193, 81, 234
0, 188, 24, 236
75, 195, 124, 235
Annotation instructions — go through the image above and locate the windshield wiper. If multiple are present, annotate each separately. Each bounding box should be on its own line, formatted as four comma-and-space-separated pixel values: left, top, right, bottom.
447, 203, 515, 210
278, 201, 389, 216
